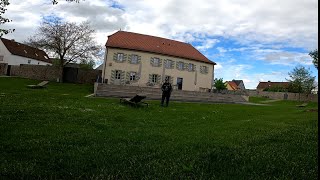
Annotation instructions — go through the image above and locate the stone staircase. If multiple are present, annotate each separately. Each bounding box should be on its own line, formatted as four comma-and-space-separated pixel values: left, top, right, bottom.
94, 83, 248, 103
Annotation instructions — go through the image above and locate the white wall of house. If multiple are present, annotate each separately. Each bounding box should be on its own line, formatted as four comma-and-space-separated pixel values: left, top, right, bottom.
102, 48, 214, 92
0, 40, 51, 66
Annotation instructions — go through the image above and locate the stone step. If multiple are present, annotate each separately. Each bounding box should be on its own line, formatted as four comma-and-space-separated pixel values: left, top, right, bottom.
95, 83, 248, 103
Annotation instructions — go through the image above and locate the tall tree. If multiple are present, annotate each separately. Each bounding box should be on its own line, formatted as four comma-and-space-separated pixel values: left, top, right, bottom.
0, 0, 14, 36
287, 66, 316, 100
214, 78, 227, 92
309, 49, 318, 70
27, 18, 102, 81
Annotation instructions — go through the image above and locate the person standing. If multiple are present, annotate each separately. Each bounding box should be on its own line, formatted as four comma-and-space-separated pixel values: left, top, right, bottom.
161, 78, 172, 107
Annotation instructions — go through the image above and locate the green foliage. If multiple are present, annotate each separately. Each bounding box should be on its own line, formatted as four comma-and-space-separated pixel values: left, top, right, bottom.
287, 66, 316, 94
263, 85, 288, 92
79, 59, 95, 69
214, 78, 227, 91
309, 49, 318, 70
0, 0, 15, 37
0, 77, 318, 179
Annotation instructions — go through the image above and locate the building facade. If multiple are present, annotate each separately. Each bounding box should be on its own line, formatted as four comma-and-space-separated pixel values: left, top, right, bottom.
0, 38, 52, 66
101, 31, 216, 91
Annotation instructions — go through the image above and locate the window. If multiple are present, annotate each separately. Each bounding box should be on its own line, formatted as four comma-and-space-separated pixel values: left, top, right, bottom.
28, 60, 31, 64
130, 72, 136, 81
165, 59, 173, 69
131, 55, 138, 64
0, 56, 3, 61
115, 70, 121, 79
152, 74, 158, 83
200, 66, 208, 74
153, 58, 160, 66
117, 53, 124, 62
188, 63, 195, 71
177, 62, 184, 70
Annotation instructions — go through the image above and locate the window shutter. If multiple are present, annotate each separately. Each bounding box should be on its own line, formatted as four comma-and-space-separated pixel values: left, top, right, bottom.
176, 62, 179, 69
123, 54, 127, 62
171, 61, 175, 69
126, 71, 130, 81
113, 53, 117, 61
137, 56, 141, 64
120, 71, 125, 84
128, 54, 132, 63
148, 74, 152, 83
150, 58, 154, 66
157, 75, 161, 84
184, 63, 188, 71
193, 64, 196, 71
110, 70, 115, 84
159, 59, 162, 67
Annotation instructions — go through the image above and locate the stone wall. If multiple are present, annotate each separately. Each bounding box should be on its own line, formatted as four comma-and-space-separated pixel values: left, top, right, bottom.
77, 69, 102, 84
247, 90, 318, 102
6, 64, 101, 84
0, 63, 7, 75
9, 64, 62, 82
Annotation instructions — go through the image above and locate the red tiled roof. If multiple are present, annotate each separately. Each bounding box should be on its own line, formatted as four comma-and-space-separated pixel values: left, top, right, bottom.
226, 81, 239, 90
257, 81, 289, 90
1, 38, 52, 64
106, 31, 216, 65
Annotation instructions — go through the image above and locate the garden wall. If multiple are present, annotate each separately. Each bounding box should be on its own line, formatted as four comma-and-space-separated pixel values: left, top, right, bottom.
246, 90, 318, 102
0, 63, 7, 75
10, 64, 62, 82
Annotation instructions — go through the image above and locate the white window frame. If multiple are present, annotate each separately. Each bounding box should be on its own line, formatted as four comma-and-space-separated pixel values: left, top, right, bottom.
165, 60, 172, 69
0, 55, 4, 61
115, 70, 121, 79
117, 53, 124, 62
153, 58, 160, 66
177, 62, 184, 70
130, 72, 136, 81
189, 63, 194, 71
152, 74, 158, 83
131, 55, 138, 64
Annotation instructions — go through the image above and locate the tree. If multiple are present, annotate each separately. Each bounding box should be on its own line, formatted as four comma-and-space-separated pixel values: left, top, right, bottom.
0, 0, 14, 36
287, 66, 316, 100
309, 49, 318, 70
27, 18, 102, 81
79, 59, 95, 70
214, 78, 227, 92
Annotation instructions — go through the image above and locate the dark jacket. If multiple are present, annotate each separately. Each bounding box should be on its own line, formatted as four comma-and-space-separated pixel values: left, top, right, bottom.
161, 82, 172, 94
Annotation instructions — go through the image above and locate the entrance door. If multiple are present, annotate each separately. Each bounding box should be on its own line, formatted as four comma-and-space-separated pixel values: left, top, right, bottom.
6, 65, 11, 76
177, 77, 183, 90
114, 70, 122, 85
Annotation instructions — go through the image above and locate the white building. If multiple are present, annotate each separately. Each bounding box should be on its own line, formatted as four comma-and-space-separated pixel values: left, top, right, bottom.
0, 38, 52, 66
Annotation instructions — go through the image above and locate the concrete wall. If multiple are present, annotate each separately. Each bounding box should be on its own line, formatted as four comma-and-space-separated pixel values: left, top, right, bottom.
102, 48, 215, 91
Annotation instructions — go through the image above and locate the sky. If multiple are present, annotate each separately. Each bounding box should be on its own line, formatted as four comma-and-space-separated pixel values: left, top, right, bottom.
1, 0, 318, 89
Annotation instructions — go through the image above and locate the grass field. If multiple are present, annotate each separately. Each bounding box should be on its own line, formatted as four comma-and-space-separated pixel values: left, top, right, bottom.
0, 77, 318, 179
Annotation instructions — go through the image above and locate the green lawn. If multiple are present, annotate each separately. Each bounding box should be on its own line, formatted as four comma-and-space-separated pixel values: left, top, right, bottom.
0, 77, 318, 179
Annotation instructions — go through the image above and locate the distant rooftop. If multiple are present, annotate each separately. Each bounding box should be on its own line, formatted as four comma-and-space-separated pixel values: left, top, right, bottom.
1, 38, 51, 64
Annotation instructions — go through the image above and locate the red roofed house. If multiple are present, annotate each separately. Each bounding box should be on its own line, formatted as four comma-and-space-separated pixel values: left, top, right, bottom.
256, 81, 290, 91
0, 38, 52, 66
225, 81, 239, 91
101, 31, 216, 91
